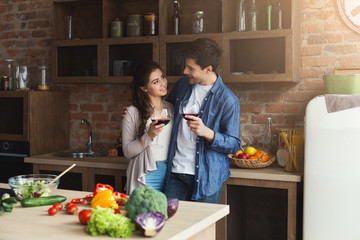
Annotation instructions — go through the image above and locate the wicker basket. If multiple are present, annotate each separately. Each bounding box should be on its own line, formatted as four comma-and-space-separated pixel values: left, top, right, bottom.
228, 154, 276, 169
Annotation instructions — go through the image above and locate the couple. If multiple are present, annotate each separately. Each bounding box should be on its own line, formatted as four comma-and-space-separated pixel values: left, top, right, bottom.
122, 38, 241, 204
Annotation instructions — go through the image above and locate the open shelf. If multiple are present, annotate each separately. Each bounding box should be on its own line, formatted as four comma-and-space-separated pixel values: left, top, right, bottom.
52, 0, 300, 84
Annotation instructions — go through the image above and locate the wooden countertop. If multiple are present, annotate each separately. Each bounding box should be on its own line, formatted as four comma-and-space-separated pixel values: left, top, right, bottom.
25, 152, 302, 183
25, 152, 130, 170
229, 164, 302, 183
0, 183, 229, 240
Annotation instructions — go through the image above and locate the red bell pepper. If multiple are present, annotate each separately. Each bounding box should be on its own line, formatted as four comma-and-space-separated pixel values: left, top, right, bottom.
113, 191, 127, 205
93, 183, 114, 195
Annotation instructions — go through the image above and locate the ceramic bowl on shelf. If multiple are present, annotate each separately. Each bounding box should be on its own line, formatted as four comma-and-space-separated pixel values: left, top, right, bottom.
323, 74, 360, 94
8, 174, 59, 200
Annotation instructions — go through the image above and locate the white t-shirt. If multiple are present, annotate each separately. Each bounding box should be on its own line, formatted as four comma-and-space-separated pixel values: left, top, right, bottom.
172, 83, 213, 175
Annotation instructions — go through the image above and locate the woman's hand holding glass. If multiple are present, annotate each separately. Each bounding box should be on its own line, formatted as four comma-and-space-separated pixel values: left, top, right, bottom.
150, 107, 171, 147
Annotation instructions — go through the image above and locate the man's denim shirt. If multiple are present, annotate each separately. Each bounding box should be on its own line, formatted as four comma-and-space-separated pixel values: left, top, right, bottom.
165, 74, 241, 200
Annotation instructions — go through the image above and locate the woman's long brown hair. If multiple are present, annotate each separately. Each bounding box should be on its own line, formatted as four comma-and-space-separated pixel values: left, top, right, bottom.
130, 60, 162, 140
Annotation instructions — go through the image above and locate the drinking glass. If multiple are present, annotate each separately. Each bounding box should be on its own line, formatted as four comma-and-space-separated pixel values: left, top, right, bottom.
16, 65, 30, 90
151, 107, 171, 148
179, 100, 200, 141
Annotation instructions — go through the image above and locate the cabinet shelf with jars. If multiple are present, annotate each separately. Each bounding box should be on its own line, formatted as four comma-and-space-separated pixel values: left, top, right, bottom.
51, 0, 300, 84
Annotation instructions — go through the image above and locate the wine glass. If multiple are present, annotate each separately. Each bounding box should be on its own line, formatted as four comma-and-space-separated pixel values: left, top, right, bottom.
179, 100, 200, 142
151, 107, 171, 148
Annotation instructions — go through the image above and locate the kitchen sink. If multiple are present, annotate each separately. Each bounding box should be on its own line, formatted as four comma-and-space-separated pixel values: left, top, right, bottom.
53, 151, 107, 158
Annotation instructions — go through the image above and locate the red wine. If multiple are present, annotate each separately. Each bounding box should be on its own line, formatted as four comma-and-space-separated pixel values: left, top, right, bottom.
151, 118, 171, 125
181, 113, 199, 121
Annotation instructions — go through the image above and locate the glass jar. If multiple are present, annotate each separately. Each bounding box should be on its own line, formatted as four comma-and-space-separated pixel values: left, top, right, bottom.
143, 13, 158, 36
111, 18, 123, 38
126, 14, 143, 37
5, 59, 15, 90
1, 76, 9, 91
192, 11, 206, 34
37, 64, 49, 91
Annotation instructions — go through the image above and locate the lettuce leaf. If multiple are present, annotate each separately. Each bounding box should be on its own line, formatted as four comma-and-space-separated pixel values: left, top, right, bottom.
86, 207, 135, 238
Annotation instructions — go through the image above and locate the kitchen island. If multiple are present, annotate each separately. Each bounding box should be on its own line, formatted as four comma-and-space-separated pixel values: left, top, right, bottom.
0, 183, 229, 240
25, 153, 302, 240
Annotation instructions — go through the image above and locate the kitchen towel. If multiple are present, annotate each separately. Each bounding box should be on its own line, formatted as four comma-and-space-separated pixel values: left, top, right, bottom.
325, 94, 360, 113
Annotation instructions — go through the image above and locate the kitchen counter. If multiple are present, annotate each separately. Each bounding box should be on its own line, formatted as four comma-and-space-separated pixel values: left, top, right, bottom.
25, 152, 130, 170
25, 152, 131, 191
25, 152, 302, 184
0, 183, 229, 240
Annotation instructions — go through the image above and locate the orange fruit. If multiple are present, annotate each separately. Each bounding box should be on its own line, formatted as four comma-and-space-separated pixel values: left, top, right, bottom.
248, 156, 258, 160
255, 150, 269, 163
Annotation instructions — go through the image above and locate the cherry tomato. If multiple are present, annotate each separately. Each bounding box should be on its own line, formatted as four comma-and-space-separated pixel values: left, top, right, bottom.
48, 207, 57, 216
67, 204, 78, 215
65, 202, 75, 209
53, 203, 63, 211
78, 209, 92, 225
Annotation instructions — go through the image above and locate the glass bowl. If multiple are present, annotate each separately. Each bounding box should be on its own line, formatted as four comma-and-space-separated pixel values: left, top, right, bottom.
8, 174, 59, 200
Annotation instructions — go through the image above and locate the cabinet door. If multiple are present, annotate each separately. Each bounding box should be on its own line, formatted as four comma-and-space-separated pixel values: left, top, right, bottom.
103, 37, 159, 83
52, 39, 103, 84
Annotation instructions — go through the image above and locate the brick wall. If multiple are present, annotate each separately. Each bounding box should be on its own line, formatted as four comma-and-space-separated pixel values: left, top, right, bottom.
1, 0, 359, 150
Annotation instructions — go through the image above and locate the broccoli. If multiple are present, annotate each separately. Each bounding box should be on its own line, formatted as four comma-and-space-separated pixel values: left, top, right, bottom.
125, 186, 168, 221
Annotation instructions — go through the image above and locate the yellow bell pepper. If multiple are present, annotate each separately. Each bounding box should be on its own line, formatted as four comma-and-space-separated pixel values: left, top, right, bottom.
91, 189, 119, 209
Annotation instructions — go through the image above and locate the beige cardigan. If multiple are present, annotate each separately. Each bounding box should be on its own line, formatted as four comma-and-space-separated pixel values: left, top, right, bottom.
122, 102, 174, 195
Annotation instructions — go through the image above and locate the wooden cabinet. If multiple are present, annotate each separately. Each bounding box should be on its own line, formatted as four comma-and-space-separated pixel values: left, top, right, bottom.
52, 0, 300, 83
0, 91, 69, 156
217, 167, 303, 240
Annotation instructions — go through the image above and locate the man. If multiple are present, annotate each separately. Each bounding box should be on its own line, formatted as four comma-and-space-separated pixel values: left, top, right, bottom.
163, 38, 241, 203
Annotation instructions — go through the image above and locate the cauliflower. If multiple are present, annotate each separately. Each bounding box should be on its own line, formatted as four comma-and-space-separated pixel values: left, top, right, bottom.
125, 186, 168, 221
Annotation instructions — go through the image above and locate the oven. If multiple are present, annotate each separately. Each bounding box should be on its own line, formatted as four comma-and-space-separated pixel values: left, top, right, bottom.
0, 140, 31, 183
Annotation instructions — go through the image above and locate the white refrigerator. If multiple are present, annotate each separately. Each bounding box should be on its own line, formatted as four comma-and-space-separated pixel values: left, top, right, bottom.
303, 95, 360, 239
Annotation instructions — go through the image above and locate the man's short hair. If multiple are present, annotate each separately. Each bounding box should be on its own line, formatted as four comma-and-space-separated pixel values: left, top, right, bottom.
183, 38, 222, 71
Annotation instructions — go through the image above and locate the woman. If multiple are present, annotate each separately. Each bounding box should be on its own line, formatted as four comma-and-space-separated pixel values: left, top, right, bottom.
122, 60, 174, 195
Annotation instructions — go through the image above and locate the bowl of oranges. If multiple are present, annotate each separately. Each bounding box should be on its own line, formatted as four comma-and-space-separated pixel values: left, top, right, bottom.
228, 146, 276, 169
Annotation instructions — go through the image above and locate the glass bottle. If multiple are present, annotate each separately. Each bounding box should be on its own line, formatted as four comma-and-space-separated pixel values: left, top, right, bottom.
277, 1, 283, 29
265, 0, 273, 30
172, 0, 180, 35
236, 0, 246, 32
192, 11, 206, 34
248, 0, 258, 31
5, 59, 15, 90
264, 117, 273, 153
